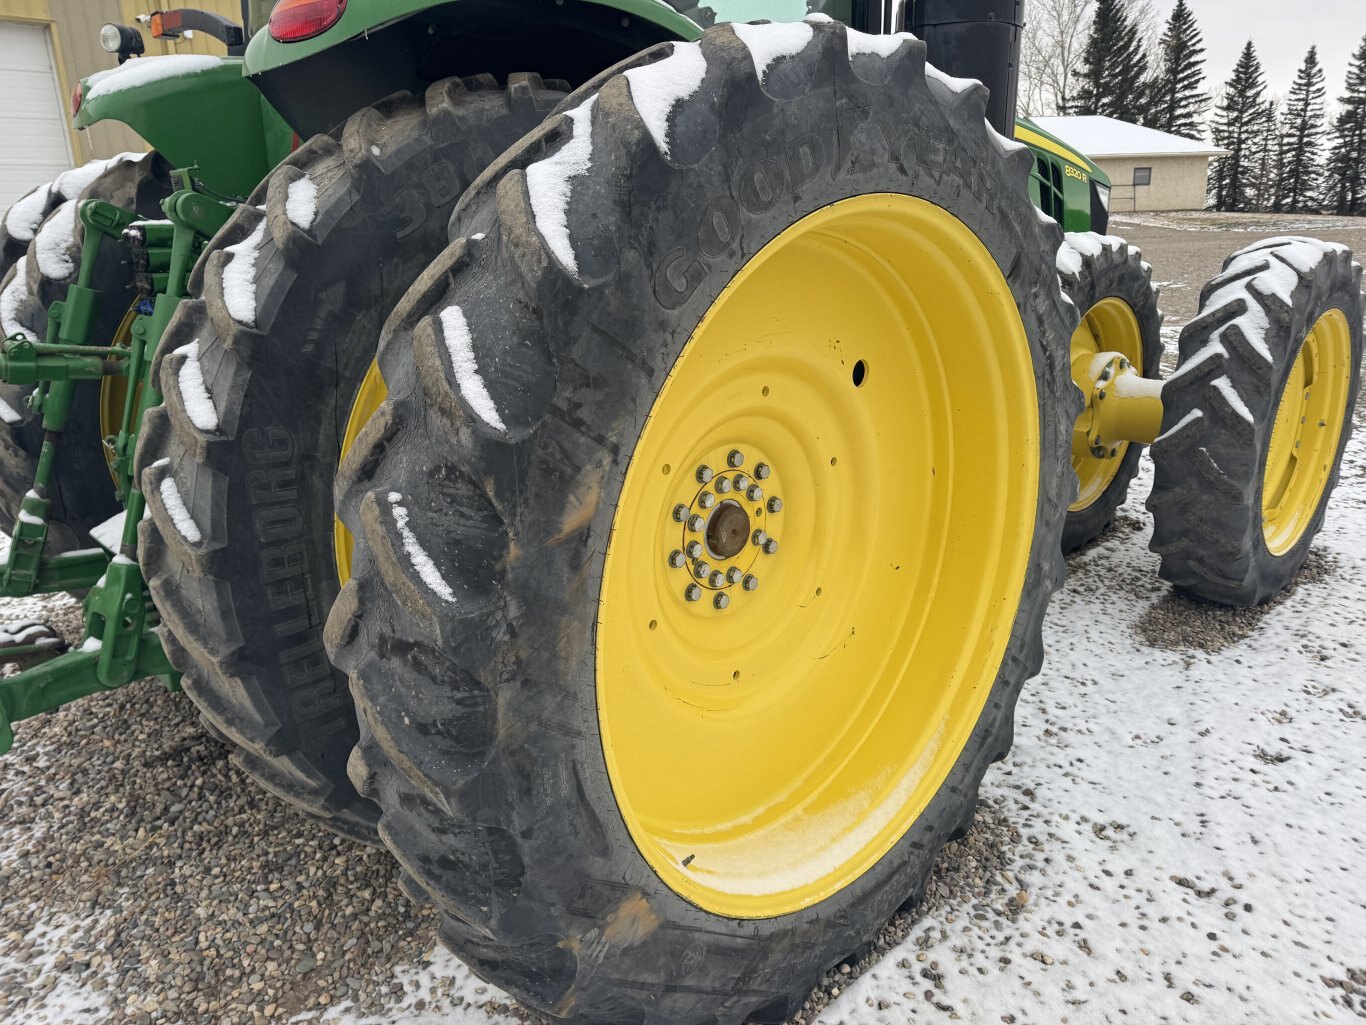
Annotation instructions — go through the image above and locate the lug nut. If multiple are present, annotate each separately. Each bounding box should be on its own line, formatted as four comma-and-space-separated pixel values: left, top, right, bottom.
742, 574, 759, 591
726, 567, 743, 584
698, 492, 716, 509
713, 593, 730, 609
767, 496, 783, 513
668, 549, 686, 569
754, 462, 771, 480
727, 449, 745, 468
746, 484, 763, 502
715, 476, 733, 494
696, 464, 714, 484
762, 538, 779, 555
685, 540, 703, 559
694, 562, 711, 579
751, 530, 769, 547
709, 570, 726, 588
672, 503, 688, 522
687, 514, 705, 532
685, 584, 702, 602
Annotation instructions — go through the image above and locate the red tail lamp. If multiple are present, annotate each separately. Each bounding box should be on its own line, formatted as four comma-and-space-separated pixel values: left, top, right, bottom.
269, 0, 347, 42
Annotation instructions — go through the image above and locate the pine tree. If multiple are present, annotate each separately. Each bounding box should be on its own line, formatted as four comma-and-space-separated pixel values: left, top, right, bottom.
1071, 0, 1151, 123
1252, 99, 1282, 211
1209, 42, 1272, 211
1274, 47, 1328, 212
1327, 35, 1366, 215
1146, 0, 1207, 138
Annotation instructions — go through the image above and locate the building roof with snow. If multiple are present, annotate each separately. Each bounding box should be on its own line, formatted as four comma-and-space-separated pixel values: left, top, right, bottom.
1030, 116, 1229, 160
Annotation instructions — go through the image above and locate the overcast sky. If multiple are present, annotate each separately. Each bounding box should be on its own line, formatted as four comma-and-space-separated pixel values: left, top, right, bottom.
1174, 0, 1361, 103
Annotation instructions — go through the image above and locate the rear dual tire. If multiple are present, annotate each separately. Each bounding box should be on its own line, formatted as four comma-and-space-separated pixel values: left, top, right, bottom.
327, 20, 1079, 1024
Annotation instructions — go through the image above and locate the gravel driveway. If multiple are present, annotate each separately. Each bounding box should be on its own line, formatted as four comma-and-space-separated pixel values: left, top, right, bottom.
2, 212, 1364, 1025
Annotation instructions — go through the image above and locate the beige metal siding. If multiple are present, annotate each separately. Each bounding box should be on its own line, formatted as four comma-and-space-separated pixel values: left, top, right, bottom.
1096, 155, 1215, 212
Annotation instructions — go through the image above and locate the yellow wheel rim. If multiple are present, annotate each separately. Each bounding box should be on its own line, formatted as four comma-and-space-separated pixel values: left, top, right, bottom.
334, 359, 388, 585
1262, 308, 1353, 556
99, 306, 142, 483
596, 194, 1040, 918
1068, 296, 1144, 511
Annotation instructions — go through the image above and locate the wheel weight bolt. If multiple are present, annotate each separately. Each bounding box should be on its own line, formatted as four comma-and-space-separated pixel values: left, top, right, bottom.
685, 541, 703, 559
762, 538, 779, 555
767, 497, 783, 513
754, 463, 771, 480
685, 584, 702, 602
668, 549, 686, 569
672, 503, 688, 522
746, 484, 763, 502
742, 574, 759, 591
726, 567, 743, 584
751, 530, 769, 547
687, 514, 705, 532
714, 593, 730, 609
727, 449, 745, 468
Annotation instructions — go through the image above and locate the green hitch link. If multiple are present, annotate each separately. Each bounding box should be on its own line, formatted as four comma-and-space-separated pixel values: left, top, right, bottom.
0, 337, 122, 385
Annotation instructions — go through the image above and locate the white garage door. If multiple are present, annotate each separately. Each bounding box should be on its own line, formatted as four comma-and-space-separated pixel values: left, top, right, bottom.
0, 21, 74, 209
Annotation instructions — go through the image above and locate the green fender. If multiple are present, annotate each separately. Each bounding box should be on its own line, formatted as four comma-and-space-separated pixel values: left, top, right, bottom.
74, 56, 292, 199
243, 0, 704, 75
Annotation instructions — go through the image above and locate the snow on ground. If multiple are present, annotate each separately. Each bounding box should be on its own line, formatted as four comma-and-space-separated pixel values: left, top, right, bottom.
284, 428, 1365, 1024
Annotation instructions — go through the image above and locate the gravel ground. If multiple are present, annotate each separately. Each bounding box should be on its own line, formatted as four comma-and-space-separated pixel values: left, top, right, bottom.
1, 212, 1364, 1025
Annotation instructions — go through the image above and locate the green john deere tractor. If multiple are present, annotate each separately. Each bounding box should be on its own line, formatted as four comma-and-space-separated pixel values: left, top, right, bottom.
0, 2, 1360, 1022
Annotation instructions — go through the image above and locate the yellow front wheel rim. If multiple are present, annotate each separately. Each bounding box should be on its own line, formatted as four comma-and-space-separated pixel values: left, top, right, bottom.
98, 306, 143, 483
334, 360, 388, 585
1262, 308, 1353, 556
1068, 296, 1144, 511
596, 195, 1040, 918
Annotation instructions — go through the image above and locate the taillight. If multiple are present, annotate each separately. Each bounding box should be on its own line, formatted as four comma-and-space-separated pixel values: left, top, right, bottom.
70, 81, 82, 117
269, 0, 347, 42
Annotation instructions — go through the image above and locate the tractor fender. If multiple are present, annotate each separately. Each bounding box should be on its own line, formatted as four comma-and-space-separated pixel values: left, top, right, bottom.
74, 56, 292, 199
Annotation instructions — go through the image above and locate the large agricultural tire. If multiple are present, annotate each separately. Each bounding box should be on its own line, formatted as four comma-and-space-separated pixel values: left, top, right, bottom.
326, 20, 1081, 1025
0, 152, 171, 551
1148, 237, 1362, 605
1057, 232, 1163, 552
136, 75, 568, 843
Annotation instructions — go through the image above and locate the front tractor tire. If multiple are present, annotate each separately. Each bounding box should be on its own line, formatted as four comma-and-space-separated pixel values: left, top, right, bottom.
136, 75, 568, 842
1148, 237, 1362, 605
327, 20, 1080, 1025
1057, 232, 1162, 552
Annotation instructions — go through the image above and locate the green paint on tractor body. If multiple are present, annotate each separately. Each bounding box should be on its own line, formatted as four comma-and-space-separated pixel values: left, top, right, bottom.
0, 2, 1106, 749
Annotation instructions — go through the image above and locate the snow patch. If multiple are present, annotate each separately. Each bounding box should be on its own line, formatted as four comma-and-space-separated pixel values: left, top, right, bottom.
987, 120, 1028, 154
387, 493, 455, 603
0, 395, 23, 425
525, 95, 597, 278
925, 62, 978, 95
79, 635, 102, 653
84, 55, 222, 102
438, 306, 506, 432
3, 184, 53, 243
221, 218, 268, 326
52, 152, 142, 200
89, 510, 127, 551
174, 340, 219, 432
1166, 339, 1227, 382
1, 256, 35, 340
731, 21, 813, 82
285, 175, 318, 230
623, 42, 707, 159
34, 199, 78, 281
0, 620, 61, 650
1211, 375, 1254, 424
1055, 241, 1084, 277
158, 474, 202, 544
845, 28, 912, 58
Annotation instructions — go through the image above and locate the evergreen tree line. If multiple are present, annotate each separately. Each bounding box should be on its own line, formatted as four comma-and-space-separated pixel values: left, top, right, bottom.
1051, 0, 1366, 215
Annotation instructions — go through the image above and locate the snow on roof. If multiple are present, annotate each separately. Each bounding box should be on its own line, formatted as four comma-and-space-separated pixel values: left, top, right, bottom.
1031, 115, 1230, 159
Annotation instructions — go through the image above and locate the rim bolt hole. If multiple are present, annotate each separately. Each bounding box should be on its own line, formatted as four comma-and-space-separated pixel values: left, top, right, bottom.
852, 359, 868, 387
